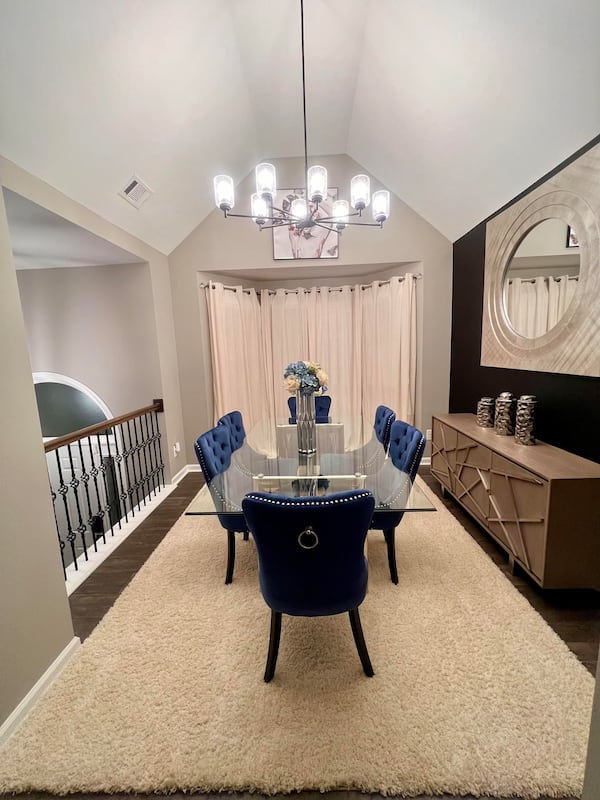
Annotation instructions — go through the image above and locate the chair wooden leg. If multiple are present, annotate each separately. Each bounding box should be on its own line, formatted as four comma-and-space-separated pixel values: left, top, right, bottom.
225, 530, 236, 584
383, 527, 399, 584
264, 610, 282, 683
348, 608, 374, 677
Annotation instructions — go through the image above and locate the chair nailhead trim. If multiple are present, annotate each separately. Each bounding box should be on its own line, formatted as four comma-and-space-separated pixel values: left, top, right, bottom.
245, 490, 372, 507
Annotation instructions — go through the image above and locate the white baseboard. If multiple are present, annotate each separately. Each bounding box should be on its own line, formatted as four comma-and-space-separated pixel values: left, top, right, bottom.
0, 636, 80, 745
171, 463, 200, 484
65, 483, 178, 596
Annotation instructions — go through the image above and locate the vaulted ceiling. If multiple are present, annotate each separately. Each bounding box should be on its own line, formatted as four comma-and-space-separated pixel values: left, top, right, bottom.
1, 0, 599, 255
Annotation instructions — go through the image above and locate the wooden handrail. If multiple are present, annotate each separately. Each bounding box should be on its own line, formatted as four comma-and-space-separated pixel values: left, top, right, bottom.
44, 399, 164, 453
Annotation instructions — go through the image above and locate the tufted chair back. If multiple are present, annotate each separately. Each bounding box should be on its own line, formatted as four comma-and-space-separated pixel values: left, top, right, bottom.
370, 419, 425, 585
388, 420, 425, 481
288, 395, 332, 424
373, 405, 396, 450
242, 489, 376, 681
217, 410, 246, 452
194, 425, 232, 481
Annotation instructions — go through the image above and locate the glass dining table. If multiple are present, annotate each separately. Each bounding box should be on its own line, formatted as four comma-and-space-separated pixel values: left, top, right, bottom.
185, 418, 436, 519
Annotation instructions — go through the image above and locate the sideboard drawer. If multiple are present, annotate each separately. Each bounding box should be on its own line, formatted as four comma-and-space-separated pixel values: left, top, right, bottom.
453, 432, 491, 523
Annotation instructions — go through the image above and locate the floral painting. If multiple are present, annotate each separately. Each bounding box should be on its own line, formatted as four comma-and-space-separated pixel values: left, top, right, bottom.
272, 188, 339, 260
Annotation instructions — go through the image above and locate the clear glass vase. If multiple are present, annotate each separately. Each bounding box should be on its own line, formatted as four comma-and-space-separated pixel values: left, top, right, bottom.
296, 391, 317, 456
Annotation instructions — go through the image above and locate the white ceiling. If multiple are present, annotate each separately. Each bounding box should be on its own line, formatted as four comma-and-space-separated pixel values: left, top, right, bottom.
1, 0, 599, 255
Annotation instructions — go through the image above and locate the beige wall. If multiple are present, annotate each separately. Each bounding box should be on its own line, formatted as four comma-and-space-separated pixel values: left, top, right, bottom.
170, 154, 452, 461
17, 262, 162, 417
0, 156, 186, 726
0, 187, 75, 724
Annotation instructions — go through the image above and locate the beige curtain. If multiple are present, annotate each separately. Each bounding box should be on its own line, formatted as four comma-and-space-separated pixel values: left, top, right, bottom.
205, 275, 418, 451
205, 282, 268, 436
506, 275, 578, 337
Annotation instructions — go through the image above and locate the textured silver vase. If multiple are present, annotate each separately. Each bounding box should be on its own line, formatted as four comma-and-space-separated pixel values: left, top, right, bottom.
515, 395, 537, 445
296, 391, 317, 456
494, 391, 516, 435
476, 397, 495, 427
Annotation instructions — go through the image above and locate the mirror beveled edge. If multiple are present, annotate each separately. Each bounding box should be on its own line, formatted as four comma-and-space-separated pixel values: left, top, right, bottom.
481, 143, 600, 377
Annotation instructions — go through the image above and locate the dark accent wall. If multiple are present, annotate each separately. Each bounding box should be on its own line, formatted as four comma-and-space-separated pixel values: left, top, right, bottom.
450, 217, 600, 464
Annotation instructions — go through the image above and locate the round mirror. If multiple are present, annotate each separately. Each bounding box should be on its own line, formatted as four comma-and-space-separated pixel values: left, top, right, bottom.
503, 218, 580, 338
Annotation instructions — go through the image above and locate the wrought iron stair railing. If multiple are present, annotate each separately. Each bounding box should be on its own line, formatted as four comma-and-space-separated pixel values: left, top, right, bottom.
44, 399, 165, 578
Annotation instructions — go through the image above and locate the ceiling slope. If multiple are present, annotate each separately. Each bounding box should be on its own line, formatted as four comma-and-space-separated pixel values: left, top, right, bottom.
1, 0, 599, 252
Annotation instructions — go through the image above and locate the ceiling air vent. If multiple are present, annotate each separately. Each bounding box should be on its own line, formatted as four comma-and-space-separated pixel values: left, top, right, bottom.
118, 175, 153, 209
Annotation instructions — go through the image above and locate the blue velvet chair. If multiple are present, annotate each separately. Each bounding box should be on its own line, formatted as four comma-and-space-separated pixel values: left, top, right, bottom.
373, 404, 396, 452
242, 489, 376, 682
217, 410, 246, 452
288, 395, 331, 424
194, 425, 249, 584
371, 419, 425, 584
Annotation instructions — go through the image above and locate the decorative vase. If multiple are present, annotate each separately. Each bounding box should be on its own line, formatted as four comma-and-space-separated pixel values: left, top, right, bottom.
515, 395, 537, 445
296, 391, 317, 457
494, 391, 516, 435
476, 397, 495, 427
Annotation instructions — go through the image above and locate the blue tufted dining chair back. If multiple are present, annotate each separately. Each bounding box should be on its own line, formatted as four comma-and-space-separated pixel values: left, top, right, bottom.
194, 425, 248, 584
370, 419, 425, 585
194, 425, 232, 481
373, 405, 396, 450
217, 410, 246, 452
242, 489, 376, 681
287, 395, 331, 424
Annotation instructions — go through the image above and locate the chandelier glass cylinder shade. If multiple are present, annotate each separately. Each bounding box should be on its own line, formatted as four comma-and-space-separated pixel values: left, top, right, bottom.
212, 0, 391, 236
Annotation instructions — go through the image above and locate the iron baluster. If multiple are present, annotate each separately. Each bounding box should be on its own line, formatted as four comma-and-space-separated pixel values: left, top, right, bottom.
77, 438, 97, 552
125, 419, 141, 513
131, 417, 146, 508
55, 449, 78, 570
66, 443, 89, 562
110, 426, 129, 525
142, 412, 158, 497
136, 415, 151, 504
152, 410, 165, 488
50, 480, 66, 579
87, 435, 108, 542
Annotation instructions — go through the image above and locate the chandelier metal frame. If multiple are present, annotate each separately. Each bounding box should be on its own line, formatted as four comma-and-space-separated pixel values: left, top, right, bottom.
213, 0, 390, 235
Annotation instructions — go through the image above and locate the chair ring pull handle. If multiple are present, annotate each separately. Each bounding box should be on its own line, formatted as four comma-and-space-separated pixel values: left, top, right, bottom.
298, 525, 319, 550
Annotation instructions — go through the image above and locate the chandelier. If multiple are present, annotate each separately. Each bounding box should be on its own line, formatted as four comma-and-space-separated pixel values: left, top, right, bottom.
212, 0, 390, 235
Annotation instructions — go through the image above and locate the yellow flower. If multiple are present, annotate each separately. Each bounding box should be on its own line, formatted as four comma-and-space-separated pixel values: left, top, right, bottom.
316, 369, 328, 386
285, 375, 300, 393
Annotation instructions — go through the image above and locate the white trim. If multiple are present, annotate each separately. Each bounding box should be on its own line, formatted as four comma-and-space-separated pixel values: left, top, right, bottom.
421, 456, 431, 466
65, 483, 177, 595
0, 637, 80, 745
32, 372, 113, 419
171, 464, 201, 484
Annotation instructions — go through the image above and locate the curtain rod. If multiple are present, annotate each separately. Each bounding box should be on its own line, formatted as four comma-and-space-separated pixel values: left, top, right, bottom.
199, 274, 422, 293
507, 275, 579, 284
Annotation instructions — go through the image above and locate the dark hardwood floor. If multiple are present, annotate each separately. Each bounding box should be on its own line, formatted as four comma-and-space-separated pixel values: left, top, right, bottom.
17, 467, 590, 800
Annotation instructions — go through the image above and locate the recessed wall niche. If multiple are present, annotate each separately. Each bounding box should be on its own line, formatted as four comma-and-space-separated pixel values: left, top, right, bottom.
481, 143, 600, 377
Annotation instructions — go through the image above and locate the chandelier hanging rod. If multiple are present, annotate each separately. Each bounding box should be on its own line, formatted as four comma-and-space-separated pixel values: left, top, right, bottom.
213, 0, 390, 234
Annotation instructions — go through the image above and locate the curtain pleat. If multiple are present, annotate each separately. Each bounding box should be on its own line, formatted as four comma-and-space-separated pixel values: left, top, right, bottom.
506, 275, 578, 337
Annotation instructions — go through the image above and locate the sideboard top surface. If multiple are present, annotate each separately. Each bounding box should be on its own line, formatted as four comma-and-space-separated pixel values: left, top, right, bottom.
433, 413, 600, 480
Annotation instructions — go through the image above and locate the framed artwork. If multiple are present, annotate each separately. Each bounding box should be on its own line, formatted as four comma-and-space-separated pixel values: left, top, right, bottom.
272, 188, 339, 260
566, 225, 579, 247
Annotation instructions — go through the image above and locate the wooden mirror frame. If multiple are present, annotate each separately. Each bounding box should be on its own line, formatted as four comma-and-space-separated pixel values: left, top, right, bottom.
481, 145, 600, 377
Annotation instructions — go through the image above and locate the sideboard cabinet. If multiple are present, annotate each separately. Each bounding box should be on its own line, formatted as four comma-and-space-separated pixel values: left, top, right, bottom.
431, 413, 600, 589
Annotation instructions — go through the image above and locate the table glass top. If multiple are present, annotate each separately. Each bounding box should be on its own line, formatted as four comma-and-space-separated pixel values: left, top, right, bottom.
185, 427, 435, 515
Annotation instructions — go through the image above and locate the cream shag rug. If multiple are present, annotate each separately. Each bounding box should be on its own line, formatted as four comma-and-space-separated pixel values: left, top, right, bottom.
0, 479, 594, 797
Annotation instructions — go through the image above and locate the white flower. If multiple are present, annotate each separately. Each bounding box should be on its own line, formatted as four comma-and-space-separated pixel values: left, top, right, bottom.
316, 369, 328, 386
285, 375, 300, 393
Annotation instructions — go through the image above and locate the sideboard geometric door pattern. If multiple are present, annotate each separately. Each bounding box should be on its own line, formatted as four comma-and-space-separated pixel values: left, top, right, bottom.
432, 420, 548, 580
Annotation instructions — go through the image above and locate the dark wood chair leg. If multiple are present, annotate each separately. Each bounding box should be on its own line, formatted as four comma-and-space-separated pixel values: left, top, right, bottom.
383, 527, 399, 584
243, 530, 249, 541
225, 530, 236, 584
348, 608, 374, 677
264, 610, 282, 683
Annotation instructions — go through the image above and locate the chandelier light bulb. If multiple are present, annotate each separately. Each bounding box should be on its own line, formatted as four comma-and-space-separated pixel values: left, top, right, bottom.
372, 190, 390, 223
332, 199, 349, 228
351, 174, 370, 211
251, 192, 269, 224
291, 197, 308, 219
255, 162, 276, 200
307, 165, 327, 203
214, 175, 235, 211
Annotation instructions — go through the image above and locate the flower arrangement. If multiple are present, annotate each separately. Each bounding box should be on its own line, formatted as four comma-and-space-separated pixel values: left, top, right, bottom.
284, 360, 328, 396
